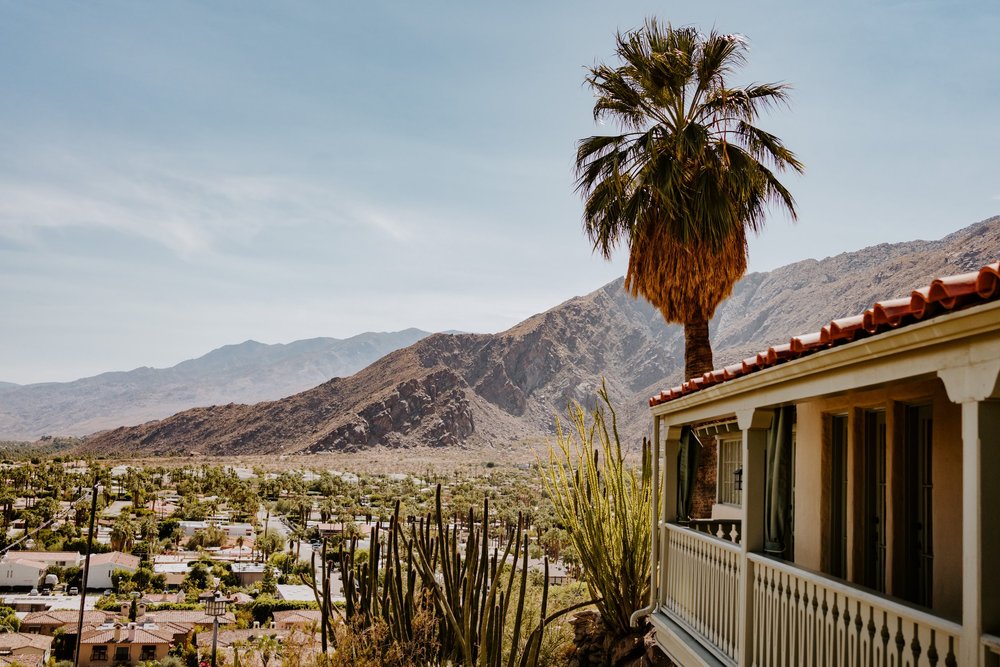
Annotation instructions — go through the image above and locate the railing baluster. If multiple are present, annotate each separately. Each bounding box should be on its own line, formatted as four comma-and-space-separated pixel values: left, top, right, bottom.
656, 527, 960, 667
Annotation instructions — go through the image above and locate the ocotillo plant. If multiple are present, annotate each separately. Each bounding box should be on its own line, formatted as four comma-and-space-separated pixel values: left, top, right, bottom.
540, 383, 652, 637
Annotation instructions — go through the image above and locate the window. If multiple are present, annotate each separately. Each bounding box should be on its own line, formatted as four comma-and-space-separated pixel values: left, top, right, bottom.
902, 403, 933, 607
90, 646, 108, 662
141, 645, 157, 660
717, 438, 742, 505
862, 409, 887, 593
829, 414, 848, 578
115, 646, 130, 662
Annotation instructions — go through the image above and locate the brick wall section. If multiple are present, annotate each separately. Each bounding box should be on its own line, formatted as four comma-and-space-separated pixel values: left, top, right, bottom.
691, 434, 718, 519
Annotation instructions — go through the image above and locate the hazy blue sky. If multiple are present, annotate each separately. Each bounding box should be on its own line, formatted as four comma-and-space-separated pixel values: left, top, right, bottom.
2, 1, 998, 384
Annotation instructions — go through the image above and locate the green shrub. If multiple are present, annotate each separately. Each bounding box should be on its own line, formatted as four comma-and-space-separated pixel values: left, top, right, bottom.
245, 596, 318, 626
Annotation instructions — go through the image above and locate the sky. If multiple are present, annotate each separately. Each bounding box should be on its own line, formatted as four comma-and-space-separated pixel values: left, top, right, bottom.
1, 1, 998, 384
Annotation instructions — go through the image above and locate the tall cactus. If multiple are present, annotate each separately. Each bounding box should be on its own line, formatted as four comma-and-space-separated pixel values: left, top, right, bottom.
334, 485, 593, 666
540, 382, 652, 637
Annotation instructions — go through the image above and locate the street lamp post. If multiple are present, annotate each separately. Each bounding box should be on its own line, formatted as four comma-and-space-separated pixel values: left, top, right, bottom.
204, 591, 228, 667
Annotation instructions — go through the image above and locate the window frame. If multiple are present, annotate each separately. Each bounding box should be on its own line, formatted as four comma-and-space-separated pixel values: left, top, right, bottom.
717, 436, 743, 506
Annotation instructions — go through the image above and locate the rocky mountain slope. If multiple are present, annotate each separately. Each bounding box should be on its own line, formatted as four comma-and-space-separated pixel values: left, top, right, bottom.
0, 329, 431, 440
76, 217, 1000, 456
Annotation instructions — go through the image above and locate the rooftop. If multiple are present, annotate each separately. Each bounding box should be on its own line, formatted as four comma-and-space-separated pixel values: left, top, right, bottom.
650, 260, 1000, 406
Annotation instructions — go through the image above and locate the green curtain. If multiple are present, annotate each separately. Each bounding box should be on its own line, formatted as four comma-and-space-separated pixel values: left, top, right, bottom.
677, 427, 700, 520
765, 406, 795, 555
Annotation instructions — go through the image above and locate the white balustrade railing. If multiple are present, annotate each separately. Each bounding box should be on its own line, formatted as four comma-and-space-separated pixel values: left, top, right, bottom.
661, 523, 742, 663
684, 518, 741, 544
983, 634, 1000, 667
748, 554, 961, 667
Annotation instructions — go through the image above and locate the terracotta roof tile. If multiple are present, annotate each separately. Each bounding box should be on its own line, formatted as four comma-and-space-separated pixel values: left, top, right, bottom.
650, 260, 1000, 407
976, 262, 1000, 298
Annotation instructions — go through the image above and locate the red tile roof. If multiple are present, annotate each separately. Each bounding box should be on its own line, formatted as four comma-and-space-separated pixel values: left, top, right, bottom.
650, 260, 1000, 407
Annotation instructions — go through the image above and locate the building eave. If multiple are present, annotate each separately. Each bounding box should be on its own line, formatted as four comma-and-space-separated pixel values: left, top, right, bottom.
651, 299, 1000, 425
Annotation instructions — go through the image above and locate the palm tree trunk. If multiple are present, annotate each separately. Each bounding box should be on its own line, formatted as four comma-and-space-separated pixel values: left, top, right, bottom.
684, 317, 714, 380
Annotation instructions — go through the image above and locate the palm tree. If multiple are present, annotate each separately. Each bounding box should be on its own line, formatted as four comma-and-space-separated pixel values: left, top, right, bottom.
576, 19, 803, 379
110, 514, 135, 552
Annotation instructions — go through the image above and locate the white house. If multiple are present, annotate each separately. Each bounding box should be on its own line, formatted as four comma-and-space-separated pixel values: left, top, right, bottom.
223, 523, 254, 538
0, 552, 82, 589
0, 558, 47, 589
634, 262, 1000, 667
177, 521, 208, 536
87, 552, 140, 590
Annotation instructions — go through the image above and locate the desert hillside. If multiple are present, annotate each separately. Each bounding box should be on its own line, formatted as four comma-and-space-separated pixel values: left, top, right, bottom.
76, 217, 1000, 456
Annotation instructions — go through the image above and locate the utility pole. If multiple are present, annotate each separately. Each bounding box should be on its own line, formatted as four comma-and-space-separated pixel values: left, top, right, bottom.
73, 473, 99, 667
320, 537, 329, 654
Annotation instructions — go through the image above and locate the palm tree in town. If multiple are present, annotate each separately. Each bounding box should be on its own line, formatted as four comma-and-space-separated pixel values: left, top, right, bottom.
576, 19, 803, 379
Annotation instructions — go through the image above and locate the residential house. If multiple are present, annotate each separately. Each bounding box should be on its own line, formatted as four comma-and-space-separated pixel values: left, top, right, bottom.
635, 262, 1000, 667
178, 521, 209, 536
0, 551, 82, 590
0, 558, 47, 590
20, 610, 111, 636
223, 523, 254, 538
78, 622, 174, 667
3, 549, 82, 566
145, 609, 236, 630
152, 562, 189, 588
0, 633, 53, 667
195, 628, 319, 666
86, 551, 141, 590
275, 584, 317, 603
272, 609, 322, 631
178, 521, 253, 538
230, 562, 270, 587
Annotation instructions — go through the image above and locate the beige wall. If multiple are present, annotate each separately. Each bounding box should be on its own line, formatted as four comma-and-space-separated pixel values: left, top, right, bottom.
80, 642, 170, 667
931, 393, 962, 620
790, 378, 963, 621
793, 401, 824, 571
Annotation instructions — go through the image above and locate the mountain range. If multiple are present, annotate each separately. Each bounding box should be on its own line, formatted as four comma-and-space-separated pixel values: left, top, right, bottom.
0, 329, 432, 440
68, 216, 999, 457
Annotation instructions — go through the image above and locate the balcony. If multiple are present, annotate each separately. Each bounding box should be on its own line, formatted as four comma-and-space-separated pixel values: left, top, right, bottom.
652, 524, 962, 667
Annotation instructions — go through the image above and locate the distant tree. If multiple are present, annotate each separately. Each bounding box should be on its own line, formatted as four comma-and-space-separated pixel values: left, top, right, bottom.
183, 561, 212, 593
110, 514, 136, 552
0, 605, 20, 633
139, 515, 159, 542
111, 568, 136, 595
158, 517, 180, 541
256, 634, 281, 667
255, 530, 284, 563
186, 525, 227, 550
64, 565, 82, 590
259, 565, 277, 596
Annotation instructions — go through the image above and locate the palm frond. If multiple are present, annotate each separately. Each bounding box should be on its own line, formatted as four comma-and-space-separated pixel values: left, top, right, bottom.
575, 18, 802, 333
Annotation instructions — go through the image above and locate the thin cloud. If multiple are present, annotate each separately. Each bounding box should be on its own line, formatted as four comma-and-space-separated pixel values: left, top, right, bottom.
0, 155, 422, 258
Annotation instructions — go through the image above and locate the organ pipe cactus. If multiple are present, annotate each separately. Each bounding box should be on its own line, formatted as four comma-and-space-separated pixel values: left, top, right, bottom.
335, 486, 593, 666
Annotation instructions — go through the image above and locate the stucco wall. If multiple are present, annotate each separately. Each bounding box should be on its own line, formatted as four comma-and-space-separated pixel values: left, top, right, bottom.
793, 401, 824, 571
931, 393, 962, 621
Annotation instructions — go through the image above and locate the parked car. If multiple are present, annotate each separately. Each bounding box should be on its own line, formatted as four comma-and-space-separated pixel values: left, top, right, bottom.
68, 587, 79, 595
